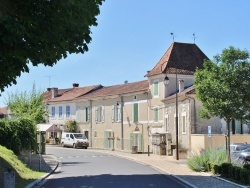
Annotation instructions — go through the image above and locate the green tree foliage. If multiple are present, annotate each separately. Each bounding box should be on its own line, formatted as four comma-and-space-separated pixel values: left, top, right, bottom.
7, 84, 47, 124
0, 0, 104, 91
195, 46, 250, 121
0, 118, 36, 154
194, 46, 250, 162
64, 119, 77, 132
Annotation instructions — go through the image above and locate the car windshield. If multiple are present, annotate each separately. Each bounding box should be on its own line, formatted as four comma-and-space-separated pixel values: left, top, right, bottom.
73, 134, 86, 139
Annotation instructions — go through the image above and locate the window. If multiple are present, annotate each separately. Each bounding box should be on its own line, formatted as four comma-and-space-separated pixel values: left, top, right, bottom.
133, 103, 138, 123
101, 106, 105, 122
66, 106, 70, 118
111, 104, 121, 122
165, 114, 169, 132
95, 106, 105, 123
51, 106, 55, 118
85, 106, 90, 122
76, 106, 81, 122
182, 114, 187, 134
59, 106, 62, 118
154, 106, 159, 122
154, 80, 159, 96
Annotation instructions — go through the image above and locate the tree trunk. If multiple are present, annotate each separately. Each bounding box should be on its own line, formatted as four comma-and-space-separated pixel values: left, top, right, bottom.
226, 121, 231, 163
232, 119, 235, 134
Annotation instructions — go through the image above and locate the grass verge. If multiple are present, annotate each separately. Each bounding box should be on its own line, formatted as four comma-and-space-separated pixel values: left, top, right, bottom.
0, 145, 45, 188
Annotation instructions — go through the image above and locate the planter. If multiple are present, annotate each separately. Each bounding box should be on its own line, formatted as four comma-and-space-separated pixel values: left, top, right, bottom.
173, 148, 188, 159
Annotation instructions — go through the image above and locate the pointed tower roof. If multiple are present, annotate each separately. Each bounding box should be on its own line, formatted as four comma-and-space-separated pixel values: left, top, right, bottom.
145, 42, 209, 77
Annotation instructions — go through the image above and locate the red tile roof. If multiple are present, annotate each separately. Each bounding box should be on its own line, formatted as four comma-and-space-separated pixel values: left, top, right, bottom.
145, 42, 209, 77
77, 80, 149, 100
44, 85, 103, 102
0, 106, 8, 115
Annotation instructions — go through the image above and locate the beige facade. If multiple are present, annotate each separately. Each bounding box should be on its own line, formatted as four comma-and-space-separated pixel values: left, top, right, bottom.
45, 42, 250, 157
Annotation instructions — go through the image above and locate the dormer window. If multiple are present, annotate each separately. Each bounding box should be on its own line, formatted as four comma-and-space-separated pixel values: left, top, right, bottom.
154, 80, 159, 97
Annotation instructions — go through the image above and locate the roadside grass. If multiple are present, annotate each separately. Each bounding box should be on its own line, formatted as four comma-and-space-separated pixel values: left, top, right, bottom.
0, 145, 45, 188
188, 148, 227, 172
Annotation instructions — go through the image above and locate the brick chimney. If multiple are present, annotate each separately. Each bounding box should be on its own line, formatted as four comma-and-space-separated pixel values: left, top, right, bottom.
178, 79, 184, 93
73, 83, 79, 88
51, 88, 58, 98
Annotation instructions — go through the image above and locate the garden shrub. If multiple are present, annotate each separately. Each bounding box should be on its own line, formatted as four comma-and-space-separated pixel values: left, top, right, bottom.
234, 166, 242, 181
221, 163, 232, 177
239, 168, 249, 184
243, 164, 250, 170
228, 165, 236, 179
187, 151, 210, 172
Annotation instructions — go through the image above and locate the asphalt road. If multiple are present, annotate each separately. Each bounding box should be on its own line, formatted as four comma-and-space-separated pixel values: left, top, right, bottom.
38, 147, 189, 188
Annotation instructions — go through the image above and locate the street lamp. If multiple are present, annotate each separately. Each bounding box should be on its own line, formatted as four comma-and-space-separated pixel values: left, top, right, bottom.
175, 68, 179, 160
164, 73, 179, 160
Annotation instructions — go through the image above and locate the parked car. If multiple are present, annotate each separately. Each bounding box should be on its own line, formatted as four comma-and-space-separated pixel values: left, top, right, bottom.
61, 132, 89, 149
237, 147, 250, 163
230, 143, 250, 153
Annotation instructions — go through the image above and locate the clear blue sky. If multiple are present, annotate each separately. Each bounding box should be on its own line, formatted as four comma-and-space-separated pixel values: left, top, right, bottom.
1, 0, 250, 107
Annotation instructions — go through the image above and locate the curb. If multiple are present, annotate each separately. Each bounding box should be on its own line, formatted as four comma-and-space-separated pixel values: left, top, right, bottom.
25, 161, 59, 188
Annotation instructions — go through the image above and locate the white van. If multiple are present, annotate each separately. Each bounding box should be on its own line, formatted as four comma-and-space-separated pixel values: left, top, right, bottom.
61, 132, 89, 149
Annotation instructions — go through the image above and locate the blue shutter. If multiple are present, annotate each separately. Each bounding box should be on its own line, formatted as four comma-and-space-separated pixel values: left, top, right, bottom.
137, 133, 142, 152
133, 103, 138, 122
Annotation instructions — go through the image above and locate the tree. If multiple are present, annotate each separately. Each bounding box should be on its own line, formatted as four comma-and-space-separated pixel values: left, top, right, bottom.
7, 84, 47, 125
0, 0, 104, 92
194, 46, 250, 162
64, 119, 77, 132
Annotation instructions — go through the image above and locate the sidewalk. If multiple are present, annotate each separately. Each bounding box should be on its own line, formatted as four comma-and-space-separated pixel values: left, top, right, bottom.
27, 146, 249, 188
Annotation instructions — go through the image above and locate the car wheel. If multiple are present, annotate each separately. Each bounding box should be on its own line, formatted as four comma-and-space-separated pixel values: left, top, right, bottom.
73, 143, 76, 149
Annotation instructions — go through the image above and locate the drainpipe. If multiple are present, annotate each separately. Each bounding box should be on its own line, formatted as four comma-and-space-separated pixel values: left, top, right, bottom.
89, 100, 93, 147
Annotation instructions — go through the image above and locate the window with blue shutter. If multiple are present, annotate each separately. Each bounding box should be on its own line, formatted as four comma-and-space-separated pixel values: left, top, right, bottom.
133, 103, 138, 123
101, 106, 105, 122
51, 106, 55, 118
95, 106, 98, 122
154, 81, 159, 96
59, 106, 62, 118
66, 106, 70, 118
154, 107, 159, 122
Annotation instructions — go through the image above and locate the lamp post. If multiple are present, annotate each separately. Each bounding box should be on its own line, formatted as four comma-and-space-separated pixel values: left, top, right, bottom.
175, 70, 179, 160
164, 74, 179, 160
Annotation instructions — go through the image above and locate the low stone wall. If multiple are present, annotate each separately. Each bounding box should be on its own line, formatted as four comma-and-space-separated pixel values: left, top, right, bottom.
191, 134, 250, 154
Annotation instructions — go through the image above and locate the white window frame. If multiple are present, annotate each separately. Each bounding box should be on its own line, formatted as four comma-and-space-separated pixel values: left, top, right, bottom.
66, 105, 70, 118
76, 106, 81, 122
111, 104, 121, 122
165, 114, 169, 132
153, 80, 159, 98
153, 106, 159, 122
59, 106, 63, 118
51, 106, 55, 118
182, 112, 187, 134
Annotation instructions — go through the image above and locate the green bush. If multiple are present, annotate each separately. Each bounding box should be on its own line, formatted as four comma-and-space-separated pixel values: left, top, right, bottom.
221, 163, 232, 177
243, 164, 250, 170
64, 119, 77, 132
188, 148, 227, 173
187, 151, 210, 172
240, 168, 249, 184
235, 166, 242, 181
213, 164, 221, 174
0, 118, 36, 154
228, 165, 236, 179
